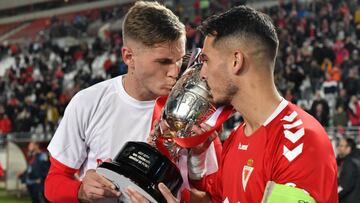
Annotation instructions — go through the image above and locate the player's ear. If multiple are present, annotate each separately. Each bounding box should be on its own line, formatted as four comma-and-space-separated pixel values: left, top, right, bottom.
232, 50, 244, 75
121, 46, 135, 68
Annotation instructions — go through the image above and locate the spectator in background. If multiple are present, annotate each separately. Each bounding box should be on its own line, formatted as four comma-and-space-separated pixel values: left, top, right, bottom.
337, 137, 360, 203
311, 102, 330, 127
0, 104, 12, 134
333, 105, 349, 131
348, 95, 360, 127
45, 100, 59, 134
336, 88, 349, 110
19, 141, 50, 203
343, 68, 359, 96
308, 59, 325, 92
310, 91, 330, 126
320, 72, 338, 115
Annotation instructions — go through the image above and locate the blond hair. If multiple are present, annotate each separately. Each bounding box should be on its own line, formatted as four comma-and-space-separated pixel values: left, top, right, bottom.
122, 1, 185, 47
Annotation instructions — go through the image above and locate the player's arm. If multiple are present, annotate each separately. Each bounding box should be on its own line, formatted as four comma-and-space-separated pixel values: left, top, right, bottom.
45, 157, 82, 203
45, 157, 120, 203
271, 125, 338, 203
187, 124, 223, 203
261, 181, 316, 203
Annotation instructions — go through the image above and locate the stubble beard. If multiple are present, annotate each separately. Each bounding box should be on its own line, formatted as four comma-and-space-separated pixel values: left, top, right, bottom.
213, 83, 238, 107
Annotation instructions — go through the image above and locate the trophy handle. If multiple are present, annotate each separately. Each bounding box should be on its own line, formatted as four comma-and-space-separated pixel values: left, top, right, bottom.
151, 121, 163, 148
178, 48, 202, 79
187, 48, 202, 68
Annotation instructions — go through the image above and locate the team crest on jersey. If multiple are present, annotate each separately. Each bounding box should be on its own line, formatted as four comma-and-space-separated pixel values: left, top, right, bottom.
242, 159, 254, 191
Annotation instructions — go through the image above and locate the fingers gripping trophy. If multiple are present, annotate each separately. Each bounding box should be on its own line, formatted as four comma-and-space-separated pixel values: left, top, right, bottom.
96, 48, 216, 203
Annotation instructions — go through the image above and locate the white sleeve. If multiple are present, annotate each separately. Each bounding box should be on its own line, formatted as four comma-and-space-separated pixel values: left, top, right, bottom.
205, 142, 218, 174
188, 142, 218, 180
47, 92, 88, 169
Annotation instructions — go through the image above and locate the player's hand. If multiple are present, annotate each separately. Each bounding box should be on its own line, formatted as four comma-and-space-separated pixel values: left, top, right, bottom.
190, 123, 219, 155
78, 169, 121, 202
190, 187, 212, 203
127, 183, 178, 203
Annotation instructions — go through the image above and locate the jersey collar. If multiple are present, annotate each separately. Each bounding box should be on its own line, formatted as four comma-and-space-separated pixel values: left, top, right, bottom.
263, 98, 288, 126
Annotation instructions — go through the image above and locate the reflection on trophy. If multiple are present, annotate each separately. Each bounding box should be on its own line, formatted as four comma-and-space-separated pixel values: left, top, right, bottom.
96, 48, 214, 203
153, 48, 214, 160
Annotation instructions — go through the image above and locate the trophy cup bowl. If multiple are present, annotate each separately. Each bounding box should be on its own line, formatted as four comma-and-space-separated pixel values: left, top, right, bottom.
97, 48, 213, 203
162, 63, 213, 139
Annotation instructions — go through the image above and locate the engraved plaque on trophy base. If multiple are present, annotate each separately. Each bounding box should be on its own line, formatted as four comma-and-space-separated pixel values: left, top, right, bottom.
97, 142, 183, 203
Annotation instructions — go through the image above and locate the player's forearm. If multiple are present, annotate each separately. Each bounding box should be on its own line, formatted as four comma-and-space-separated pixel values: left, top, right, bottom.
45, 157, 81, 203
188, 137, 223, 203
261, 181, 316, 203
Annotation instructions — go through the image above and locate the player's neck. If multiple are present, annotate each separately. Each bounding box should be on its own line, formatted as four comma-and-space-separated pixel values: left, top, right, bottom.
122, 74, 157, 101
232, 82, 282, 136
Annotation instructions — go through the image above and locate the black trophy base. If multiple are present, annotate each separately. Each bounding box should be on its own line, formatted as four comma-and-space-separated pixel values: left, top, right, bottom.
96, 142, 183, 203
97, 163, 158, 203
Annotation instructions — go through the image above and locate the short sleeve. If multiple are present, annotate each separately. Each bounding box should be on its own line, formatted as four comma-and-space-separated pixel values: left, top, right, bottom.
272, 128, 338, 203
47, 92, 88, 169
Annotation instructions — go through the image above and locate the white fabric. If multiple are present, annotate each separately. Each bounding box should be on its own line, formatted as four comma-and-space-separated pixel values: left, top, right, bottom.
188, 149, 207, 180
48, 75, 155, 178
183, 106, 224, 188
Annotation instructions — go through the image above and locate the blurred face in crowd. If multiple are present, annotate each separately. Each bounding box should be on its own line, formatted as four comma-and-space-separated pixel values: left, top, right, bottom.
350, 95, 358, 103
28, 142, 40, 154
337, 139, 351, 158
200, 36, 238, 106
122, 36, 186, 100
316, 103, 323, 113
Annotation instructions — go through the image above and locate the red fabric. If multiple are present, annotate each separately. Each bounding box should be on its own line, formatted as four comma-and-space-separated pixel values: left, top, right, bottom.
335, 48, 349, 65
44, 156, 81, 203
0, 117, 12, 133
348, 102, 360, 125
186, 25, 197, 38
9, 44, 17, 55
0, 162, 4, 177
73, 51, 84, 61
173, 106, 233, 149
8, 97, 18, 107
276, 18, 287, 29
310, 26, 315, 38
196, 102, 338, 203
55, 67, 64, 79
190, 172, 223, 203
103, 59, 113, 71
180, 188, 190, 203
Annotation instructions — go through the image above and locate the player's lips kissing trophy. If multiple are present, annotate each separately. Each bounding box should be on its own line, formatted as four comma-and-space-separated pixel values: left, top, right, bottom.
96, 48, 214, 203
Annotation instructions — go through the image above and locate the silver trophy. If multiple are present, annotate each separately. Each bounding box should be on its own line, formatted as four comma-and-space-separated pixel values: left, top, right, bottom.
153, 48, 214, 159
